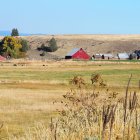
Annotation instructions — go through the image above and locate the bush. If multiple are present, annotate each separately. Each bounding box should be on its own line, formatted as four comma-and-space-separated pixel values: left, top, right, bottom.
40, 51, 46, 56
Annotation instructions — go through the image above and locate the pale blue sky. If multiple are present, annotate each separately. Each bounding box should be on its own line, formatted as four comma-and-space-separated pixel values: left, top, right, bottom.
1, 0, 140, 34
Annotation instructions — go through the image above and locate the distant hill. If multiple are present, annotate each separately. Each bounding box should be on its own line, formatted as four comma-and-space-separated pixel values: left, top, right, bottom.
0, 31, 30, 36
1, 34, 140, 60
21, 34, 140, 60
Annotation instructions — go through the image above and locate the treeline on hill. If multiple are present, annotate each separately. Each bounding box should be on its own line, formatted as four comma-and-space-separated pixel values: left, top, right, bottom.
38, 37, 58, 56
0, 29, 29, 58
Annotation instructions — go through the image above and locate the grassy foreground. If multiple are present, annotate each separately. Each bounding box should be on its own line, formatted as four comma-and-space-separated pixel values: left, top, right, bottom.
0, 60, 139, 139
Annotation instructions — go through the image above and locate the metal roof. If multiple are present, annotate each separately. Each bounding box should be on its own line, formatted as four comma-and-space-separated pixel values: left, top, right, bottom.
117, 53, 129, 59
104, 54, 114, 58
66, 48, 80, 56
95, 54, 114, 57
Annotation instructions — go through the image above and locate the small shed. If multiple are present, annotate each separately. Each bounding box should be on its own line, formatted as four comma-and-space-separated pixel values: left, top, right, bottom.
117, 53, 129, 60
94, 53, 114, 60
65, 48, 90, 60
103, 54, 114, 59
94, 54, 102, 59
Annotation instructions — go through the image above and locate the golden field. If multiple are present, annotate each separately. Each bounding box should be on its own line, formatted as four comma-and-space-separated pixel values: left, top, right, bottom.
0, 60, 139, 139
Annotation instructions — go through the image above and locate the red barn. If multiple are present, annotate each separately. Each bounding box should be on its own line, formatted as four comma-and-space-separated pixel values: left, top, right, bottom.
65, 48, 90, 60
0, 55, 6, 61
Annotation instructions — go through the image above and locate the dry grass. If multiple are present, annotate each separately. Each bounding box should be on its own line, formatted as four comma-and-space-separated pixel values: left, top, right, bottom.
0, 60, 139, 139
7, 74, 140, 140
22, 34, 140, 58
0, 88, 64, 138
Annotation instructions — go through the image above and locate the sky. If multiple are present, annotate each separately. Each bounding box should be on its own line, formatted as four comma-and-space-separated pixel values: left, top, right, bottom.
1, 0, 140, 34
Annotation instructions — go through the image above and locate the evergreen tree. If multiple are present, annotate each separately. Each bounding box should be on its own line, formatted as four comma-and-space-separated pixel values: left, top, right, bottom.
11, 28, 19, 36
129, 54, 133, 60
48, 37, 58, 52
20, 39, 29, 52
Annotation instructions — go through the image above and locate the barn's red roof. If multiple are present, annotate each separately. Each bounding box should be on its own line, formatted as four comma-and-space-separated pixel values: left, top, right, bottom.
66, 48, 90, 60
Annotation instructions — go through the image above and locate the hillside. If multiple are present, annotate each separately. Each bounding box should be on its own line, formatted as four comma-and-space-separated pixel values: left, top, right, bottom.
1, 35, 140, 59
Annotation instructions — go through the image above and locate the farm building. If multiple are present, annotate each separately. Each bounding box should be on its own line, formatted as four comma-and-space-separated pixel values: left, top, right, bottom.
93, 54, 102, 59
117, 53, 129, 60
134, 50, 140, 59
129, 53, 137, 60
93, 53, 114, 60
103, 54, 114, 59
0, 55, 6, 61
65, 48, 90, 60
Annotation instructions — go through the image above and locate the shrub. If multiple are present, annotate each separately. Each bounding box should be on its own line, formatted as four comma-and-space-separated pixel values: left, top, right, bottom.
40, 51, 46, 56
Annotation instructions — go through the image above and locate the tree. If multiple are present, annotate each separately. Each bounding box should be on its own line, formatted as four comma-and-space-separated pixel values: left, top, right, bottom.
129, 54, 133, 60
0, 36, 22, 58
37, 38, 58, 53
11, 28, 19, 36
48, 37, 58, 52
20, 39, 30, 52
101, 55, 105, 59
40, 43, 46, 51
129, 53, 137, 60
